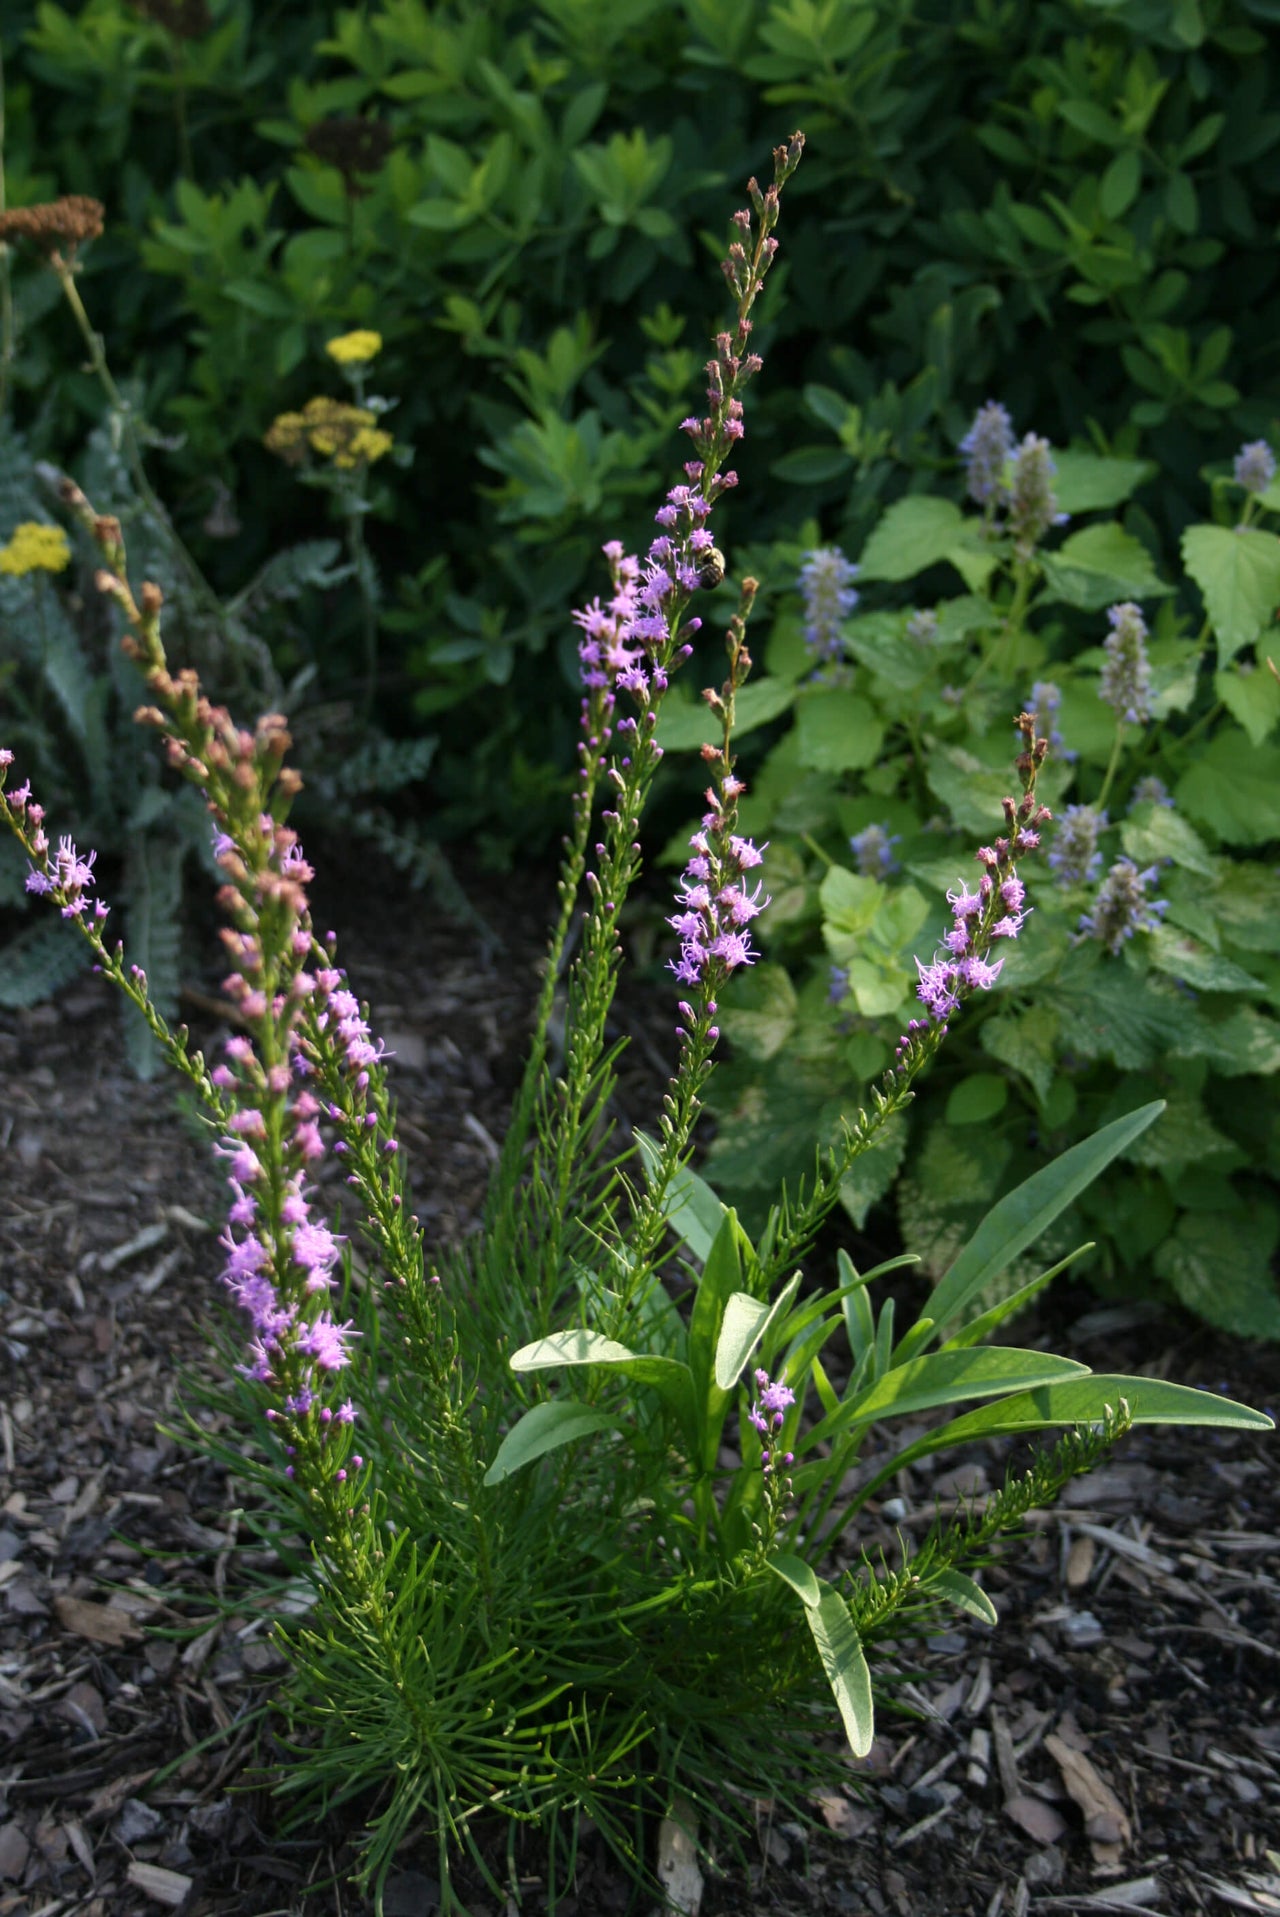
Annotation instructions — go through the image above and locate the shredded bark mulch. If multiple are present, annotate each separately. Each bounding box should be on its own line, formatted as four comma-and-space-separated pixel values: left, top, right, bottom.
1, 856, 1277, 1917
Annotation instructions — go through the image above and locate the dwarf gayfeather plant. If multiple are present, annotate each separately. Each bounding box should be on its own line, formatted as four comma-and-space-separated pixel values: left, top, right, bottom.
1, 134, 1272, 1914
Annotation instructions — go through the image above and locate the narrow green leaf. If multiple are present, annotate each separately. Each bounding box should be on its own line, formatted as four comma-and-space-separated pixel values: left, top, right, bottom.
928, 1103, 1164, 1340
931, 1569, 998, 1625
805, 1348, 1089, 1453
635, 1130, 727, 1264
941, 1245, 1094, 1351
483, 1401, 618, 1486
767, 1552, 821, 1609
807, 1591, 874, 1757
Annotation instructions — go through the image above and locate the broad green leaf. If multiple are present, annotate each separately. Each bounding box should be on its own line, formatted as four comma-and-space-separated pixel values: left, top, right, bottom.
980, 1006, 1059, 1104
1174, 1006, 1280, 1077
1215, 662, 1280, 745
1149, 926, 1264, 994
510, 1331, 694, 1430
926, 746, 1015, 837
1040, 523, 1170, 610
928, 1103, 1164, 1339
931, 1569, 998, 1625
795, 690, 884, 772
1121, 803, 1215, 877
656, 676, 795, 752
1050, 448, 1149, 509
767, 1552, 821, 1609
717, 962, 797, 1061
820, 865, 881, 935
858, 496, 967, 582
1154, 1205, 1280, 1338
946, 1073, 1008, 1126
805, 1348, 1090, 1452
690, 1211, 744, 1403
1177, 730, 1280, 842
1212, 863, 1280, 949
1181, 524, 1280, 665
1122, 1087, 1236, 1167
483, 1401, 618, 1485
714, 1292, 771, 1390
807, 1591, 874, 1757
839, 1113, 908, 1229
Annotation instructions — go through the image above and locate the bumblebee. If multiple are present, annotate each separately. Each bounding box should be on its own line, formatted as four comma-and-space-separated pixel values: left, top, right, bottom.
696, 546, 726, 590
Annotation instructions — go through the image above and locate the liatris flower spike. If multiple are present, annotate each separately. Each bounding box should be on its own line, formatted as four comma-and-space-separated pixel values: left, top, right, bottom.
912, 712, 1049, 1027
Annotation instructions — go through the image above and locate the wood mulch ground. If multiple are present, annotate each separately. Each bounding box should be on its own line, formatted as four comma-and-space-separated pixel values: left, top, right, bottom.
1, 850, 1278, 1917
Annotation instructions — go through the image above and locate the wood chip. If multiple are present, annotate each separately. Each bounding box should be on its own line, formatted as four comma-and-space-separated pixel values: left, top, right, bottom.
656, 1800, 702, 1916
1046, 1732, 1132, 1848
125, 1860, 193, 1907
1066, 1534, 1097, 1589
53, 1595, 143, 1646
1004, 1792, 1067, 1844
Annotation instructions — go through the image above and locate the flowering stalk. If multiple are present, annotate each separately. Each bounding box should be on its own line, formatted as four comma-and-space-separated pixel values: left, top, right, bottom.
521, 134, 804, 1322
615, 578, 767, 1307
756, 713, 1050, 1293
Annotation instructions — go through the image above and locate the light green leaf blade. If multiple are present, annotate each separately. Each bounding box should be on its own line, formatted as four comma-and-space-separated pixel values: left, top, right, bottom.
656, 676, 795, 751
483, 1401, 618, 1485
858, 496, 966, 582
714, 1292, 772, 1391
807, 1591, 874, 1757
927, 1103, 1165, 1340
1181, 523, 1280, 666
808, 1348, 1089, 1451
1051, 451, 1154, 513
930, 1568, 998, 1626
767, 1552, 822, 1609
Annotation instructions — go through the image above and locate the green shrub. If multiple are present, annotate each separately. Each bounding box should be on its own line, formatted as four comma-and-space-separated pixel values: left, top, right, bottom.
6, 0, 1280, 847
673, 415, 1280, 1336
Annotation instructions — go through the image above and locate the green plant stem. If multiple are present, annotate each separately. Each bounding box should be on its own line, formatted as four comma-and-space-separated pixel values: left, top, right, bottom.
1095, 717, 1125, 812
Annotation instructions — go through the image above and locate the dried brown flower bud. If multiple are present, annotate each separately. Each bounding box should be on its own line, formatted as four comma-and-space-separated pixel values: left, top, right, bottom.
140, 581, 164, 617
0, 197, 105, 261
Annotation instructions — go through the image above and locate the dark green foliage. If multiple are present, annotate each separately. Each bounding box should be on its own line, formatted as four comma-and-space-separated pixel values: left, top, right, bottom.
6, 0, 1280, 844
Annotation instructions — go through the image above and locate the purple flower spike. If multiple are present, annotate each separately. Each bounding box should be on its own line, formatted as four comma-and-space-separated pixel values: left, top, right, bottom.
1099, 603, 1152, 726
1078, 858, 1167, 953
1235, 440, 1276, 496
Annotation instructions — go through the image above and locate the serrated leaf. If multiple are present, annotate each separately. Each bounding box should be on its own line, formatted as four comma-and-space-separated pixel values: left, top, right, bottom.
839, 1113, 908, 1230
483, 1401, 619, 1485
1122, 1087, 1236, 1166
717, 962, 797, 1061
1121, 802, 1215, 877
980, 1006, 1059, 1104
1049, 450, 1154, 513
1149, 925, 1265, 994
1173, 1006, 1280, 1076
858, 496, 967, 583
794, 690, 884, 772
0, 918, 91, 1007
807, 1590, 874, 1757
1040, 522, 1170, 610
656, 677, 795, 752
1154, 1204, 1280, 1338
1181, 524, 1280, 665
1215, 662, 1280, 744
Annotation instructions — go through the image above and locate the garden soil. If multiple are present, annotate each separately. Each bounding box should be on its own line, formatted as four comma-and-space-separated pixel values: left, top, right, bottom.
0, 848, 1277, 1917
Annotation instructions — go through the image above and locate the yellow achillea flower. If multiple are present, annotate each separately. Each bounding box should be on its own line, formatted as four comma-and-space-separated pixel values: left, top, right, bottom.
324, 329, 382, 365
0, 522, 72, 577
265, 396, 392, 470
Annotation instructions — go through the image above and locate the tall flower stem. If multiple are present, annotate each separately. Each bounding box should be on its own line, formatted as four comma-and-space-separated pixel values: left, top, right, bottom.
1095, 716, 1126, 813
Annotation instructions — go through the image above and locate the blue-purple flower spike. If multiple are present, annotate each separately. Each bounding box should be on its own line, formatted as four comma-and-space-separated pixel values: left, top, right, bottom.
1099, 602, 1152, 726
1078, 857, 1167, 953
960, 402, 1014, 508
799, 546, 858, 661
1234, 440, 1276, 496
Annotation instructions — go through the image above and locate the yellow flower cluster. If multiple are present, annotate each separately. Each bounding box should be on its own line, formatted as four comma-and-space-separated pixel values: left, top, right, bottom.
264, 396, 393, 471
0, 522, 72, 577
324, 329, 382, 366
